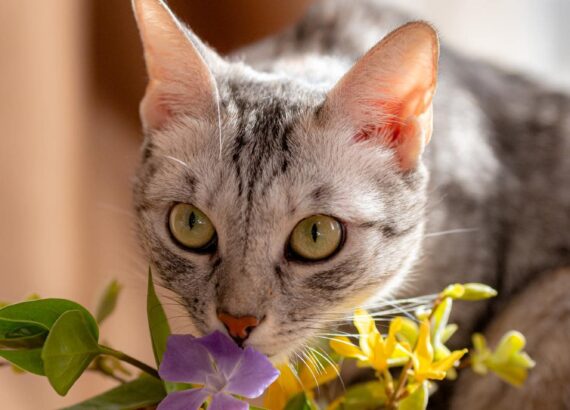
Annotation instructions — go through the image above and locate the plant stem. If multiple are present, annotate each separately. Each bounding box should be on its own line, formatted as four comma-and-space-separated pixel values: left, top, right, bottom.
386, 360, 413, 408
99, 345, 160, 379
88, 367, 128, 383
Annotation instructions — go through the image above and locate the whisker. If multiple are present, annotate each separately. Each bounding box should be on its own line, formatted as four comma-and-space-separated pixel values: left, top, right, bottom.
424, 228, 478, 238
164, 155, 189, 168
288, 362, 305, 391
295, 351, 320, 393
309, 346, 345, 391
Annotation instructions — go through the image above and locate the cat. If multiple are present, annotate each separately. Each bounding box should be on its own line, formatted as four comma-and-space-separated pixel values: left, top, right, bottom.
131, 0, 570, 408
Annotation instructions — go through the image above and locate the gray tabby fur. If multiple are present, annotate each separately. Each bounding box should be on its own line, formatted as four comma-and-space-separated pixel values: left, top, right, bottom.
132, 0, 570, 408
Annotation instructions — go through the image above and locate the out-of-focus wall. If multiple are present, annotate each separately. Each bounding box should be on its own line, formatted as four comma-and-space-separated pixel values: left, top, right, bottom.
0, 0, 568, 409
383, 0, 570, 90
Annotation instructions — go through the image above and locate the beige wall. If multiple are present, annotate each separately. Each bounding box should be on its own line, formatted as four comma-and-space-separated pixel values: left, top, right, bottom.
0, 1, 311, 408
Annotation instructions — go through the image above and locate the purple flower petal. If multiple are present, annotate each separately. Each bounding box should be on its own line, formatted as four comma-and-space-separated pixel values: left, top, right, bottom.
209, 392, 248, 410
195, 331, 243, 377
225, 347, 280, 398
157, 388, 209, 410
159, 335, 214, 384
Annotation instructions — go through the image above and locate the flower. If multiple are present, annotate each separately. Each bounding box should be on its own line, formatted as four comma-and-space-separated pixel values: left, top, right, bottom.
158, 331, 279, 410
471, 331, 535, 387
264, 360, 339, 410
330, 309, 408, 373
407, 320, 467, 383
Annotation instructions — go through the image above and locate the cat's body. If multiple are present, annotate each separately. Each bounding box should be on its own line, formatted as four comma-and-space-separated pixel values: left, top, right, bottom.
132, 0, 570, 408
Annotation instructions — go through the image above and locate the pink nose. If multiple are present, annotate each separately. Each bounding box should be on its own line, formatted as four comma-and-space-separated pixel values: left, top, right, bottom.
218, 312, 259, 341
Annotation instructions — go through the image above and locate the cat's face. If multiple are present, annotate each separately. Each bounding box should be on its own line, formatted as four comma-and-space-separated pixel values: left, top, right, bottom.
132, 0, 438, 361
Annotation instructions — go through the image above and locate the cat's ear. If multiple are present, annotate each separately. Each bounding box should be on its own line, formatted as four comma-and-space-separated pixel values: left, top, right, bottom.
323, 22, 439, 171
132, 0, 219, 130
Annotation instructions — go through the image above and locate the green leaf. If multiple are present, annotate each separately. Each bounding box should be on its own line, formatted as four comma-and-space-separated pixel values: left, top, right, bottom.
284, 392, 319, 410
60, 376, 167, 410
0, 321, 47, 349
398, 382, 428, 410
147, 268, 178, 394
0, 348, 44, 375
332, 381, 387, 410
0, 299, 99, 340
42, 310, 101, 396
95, 280, 122, 324
147, 268, 171, 367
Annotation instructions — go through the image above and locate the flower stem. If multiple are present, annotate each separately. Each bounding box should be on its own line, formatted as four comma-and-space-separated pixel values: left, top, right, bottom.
386, 360, 413, 408
99, 345, 160, 379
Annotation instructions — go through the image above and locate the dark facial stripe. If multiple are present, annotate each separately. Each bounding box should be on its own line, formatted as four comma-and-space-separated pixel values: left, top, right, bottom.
302, 259, 364, 294
358, 220, 416, 238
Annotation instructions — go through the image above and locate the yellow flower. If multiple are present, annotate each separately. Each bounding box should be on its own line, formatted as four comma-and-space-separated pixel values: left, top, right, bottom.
264, 360, 339, 410
408, 319, 467, 383
330, 309, 408, 372
471, 331, 535, 387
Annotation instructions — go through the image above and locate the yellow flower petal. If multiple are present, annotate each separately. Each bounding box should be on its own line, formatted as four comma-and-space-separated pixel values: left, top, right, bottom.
433, 349, 468, 373
386, 317, 403, 355
264, 364, 301, 410
354, 308, 379, 356
330, 336, 366, 360
416, 320, 434, 364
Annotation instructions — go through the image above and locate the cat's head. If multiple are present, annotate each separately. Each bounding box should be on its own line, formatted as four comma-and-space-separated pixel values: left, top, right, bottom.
132, 0, 438, 361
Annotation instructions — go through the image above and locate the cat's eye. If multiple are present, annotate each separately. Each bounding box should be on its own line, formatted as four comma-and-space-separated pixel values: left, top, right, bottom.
169, 204, 216, 250
288, 215, 344, 261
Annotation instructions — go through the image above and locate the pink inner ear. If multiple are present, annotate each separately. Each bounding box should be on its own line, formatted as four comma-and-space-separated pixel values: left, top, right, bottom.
352, 84, 433, 147
352, 99, 404, 146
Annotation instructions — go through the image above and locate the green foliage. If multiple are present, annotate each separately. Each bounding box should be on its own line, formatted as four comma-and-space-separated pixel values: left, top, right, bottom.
95, 280, 122, 324
331, 381, 387, 410
0, 276, 534, 410
61, 376, 166, 410
146, 269, 184, 394
42, 310, 101, 395
398, 382, 428, 410
147, 268, 171, 367
0, 299, 99, 341
471, 331, 535, 387
0, 323, 47, 349
284, 393, 319, 410
0, 348, 44, 375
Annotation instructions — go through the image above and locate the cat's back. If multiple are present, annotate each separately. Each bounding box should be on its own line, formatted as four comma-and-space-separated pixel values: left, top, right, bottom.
235, 0, 411, 86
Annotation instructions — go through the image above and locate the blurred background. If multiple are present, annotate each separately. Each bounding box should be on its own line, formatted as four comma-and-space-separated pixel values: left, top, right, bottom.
0, 0, 568, 408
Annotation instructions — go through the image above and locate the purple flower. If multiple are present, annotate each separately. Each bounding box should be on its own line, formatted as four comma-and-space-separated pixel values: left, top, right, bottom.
158, 331, 280, 410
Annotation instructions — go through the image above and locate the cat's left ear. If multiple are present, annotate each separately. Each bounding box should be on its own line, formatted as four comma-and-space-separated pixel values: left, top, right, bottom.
132, 0, 221, 130
322, 22, 439, 171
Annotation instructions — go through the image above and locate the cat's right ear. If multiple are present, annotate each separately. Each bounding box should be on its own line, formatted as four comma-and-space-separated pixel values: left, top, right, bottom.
132, 0, 218, 130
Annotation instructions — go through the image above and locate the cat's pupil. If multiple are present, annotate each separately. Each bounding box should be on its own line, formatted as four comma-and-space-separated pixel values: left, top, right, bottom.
188, 212, 196, 230
311, 223, 319, 242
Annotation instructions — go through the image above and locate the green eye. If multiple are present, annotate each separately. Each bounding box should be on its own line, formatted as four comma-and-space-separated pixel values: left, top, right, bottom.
289, 215, 343, 261
169, 204, 216, 250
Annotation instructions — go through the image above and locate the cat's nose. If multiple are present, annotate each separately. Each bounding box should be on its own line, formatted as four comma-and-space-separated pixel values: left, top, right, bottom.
217, 312, 259, 345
